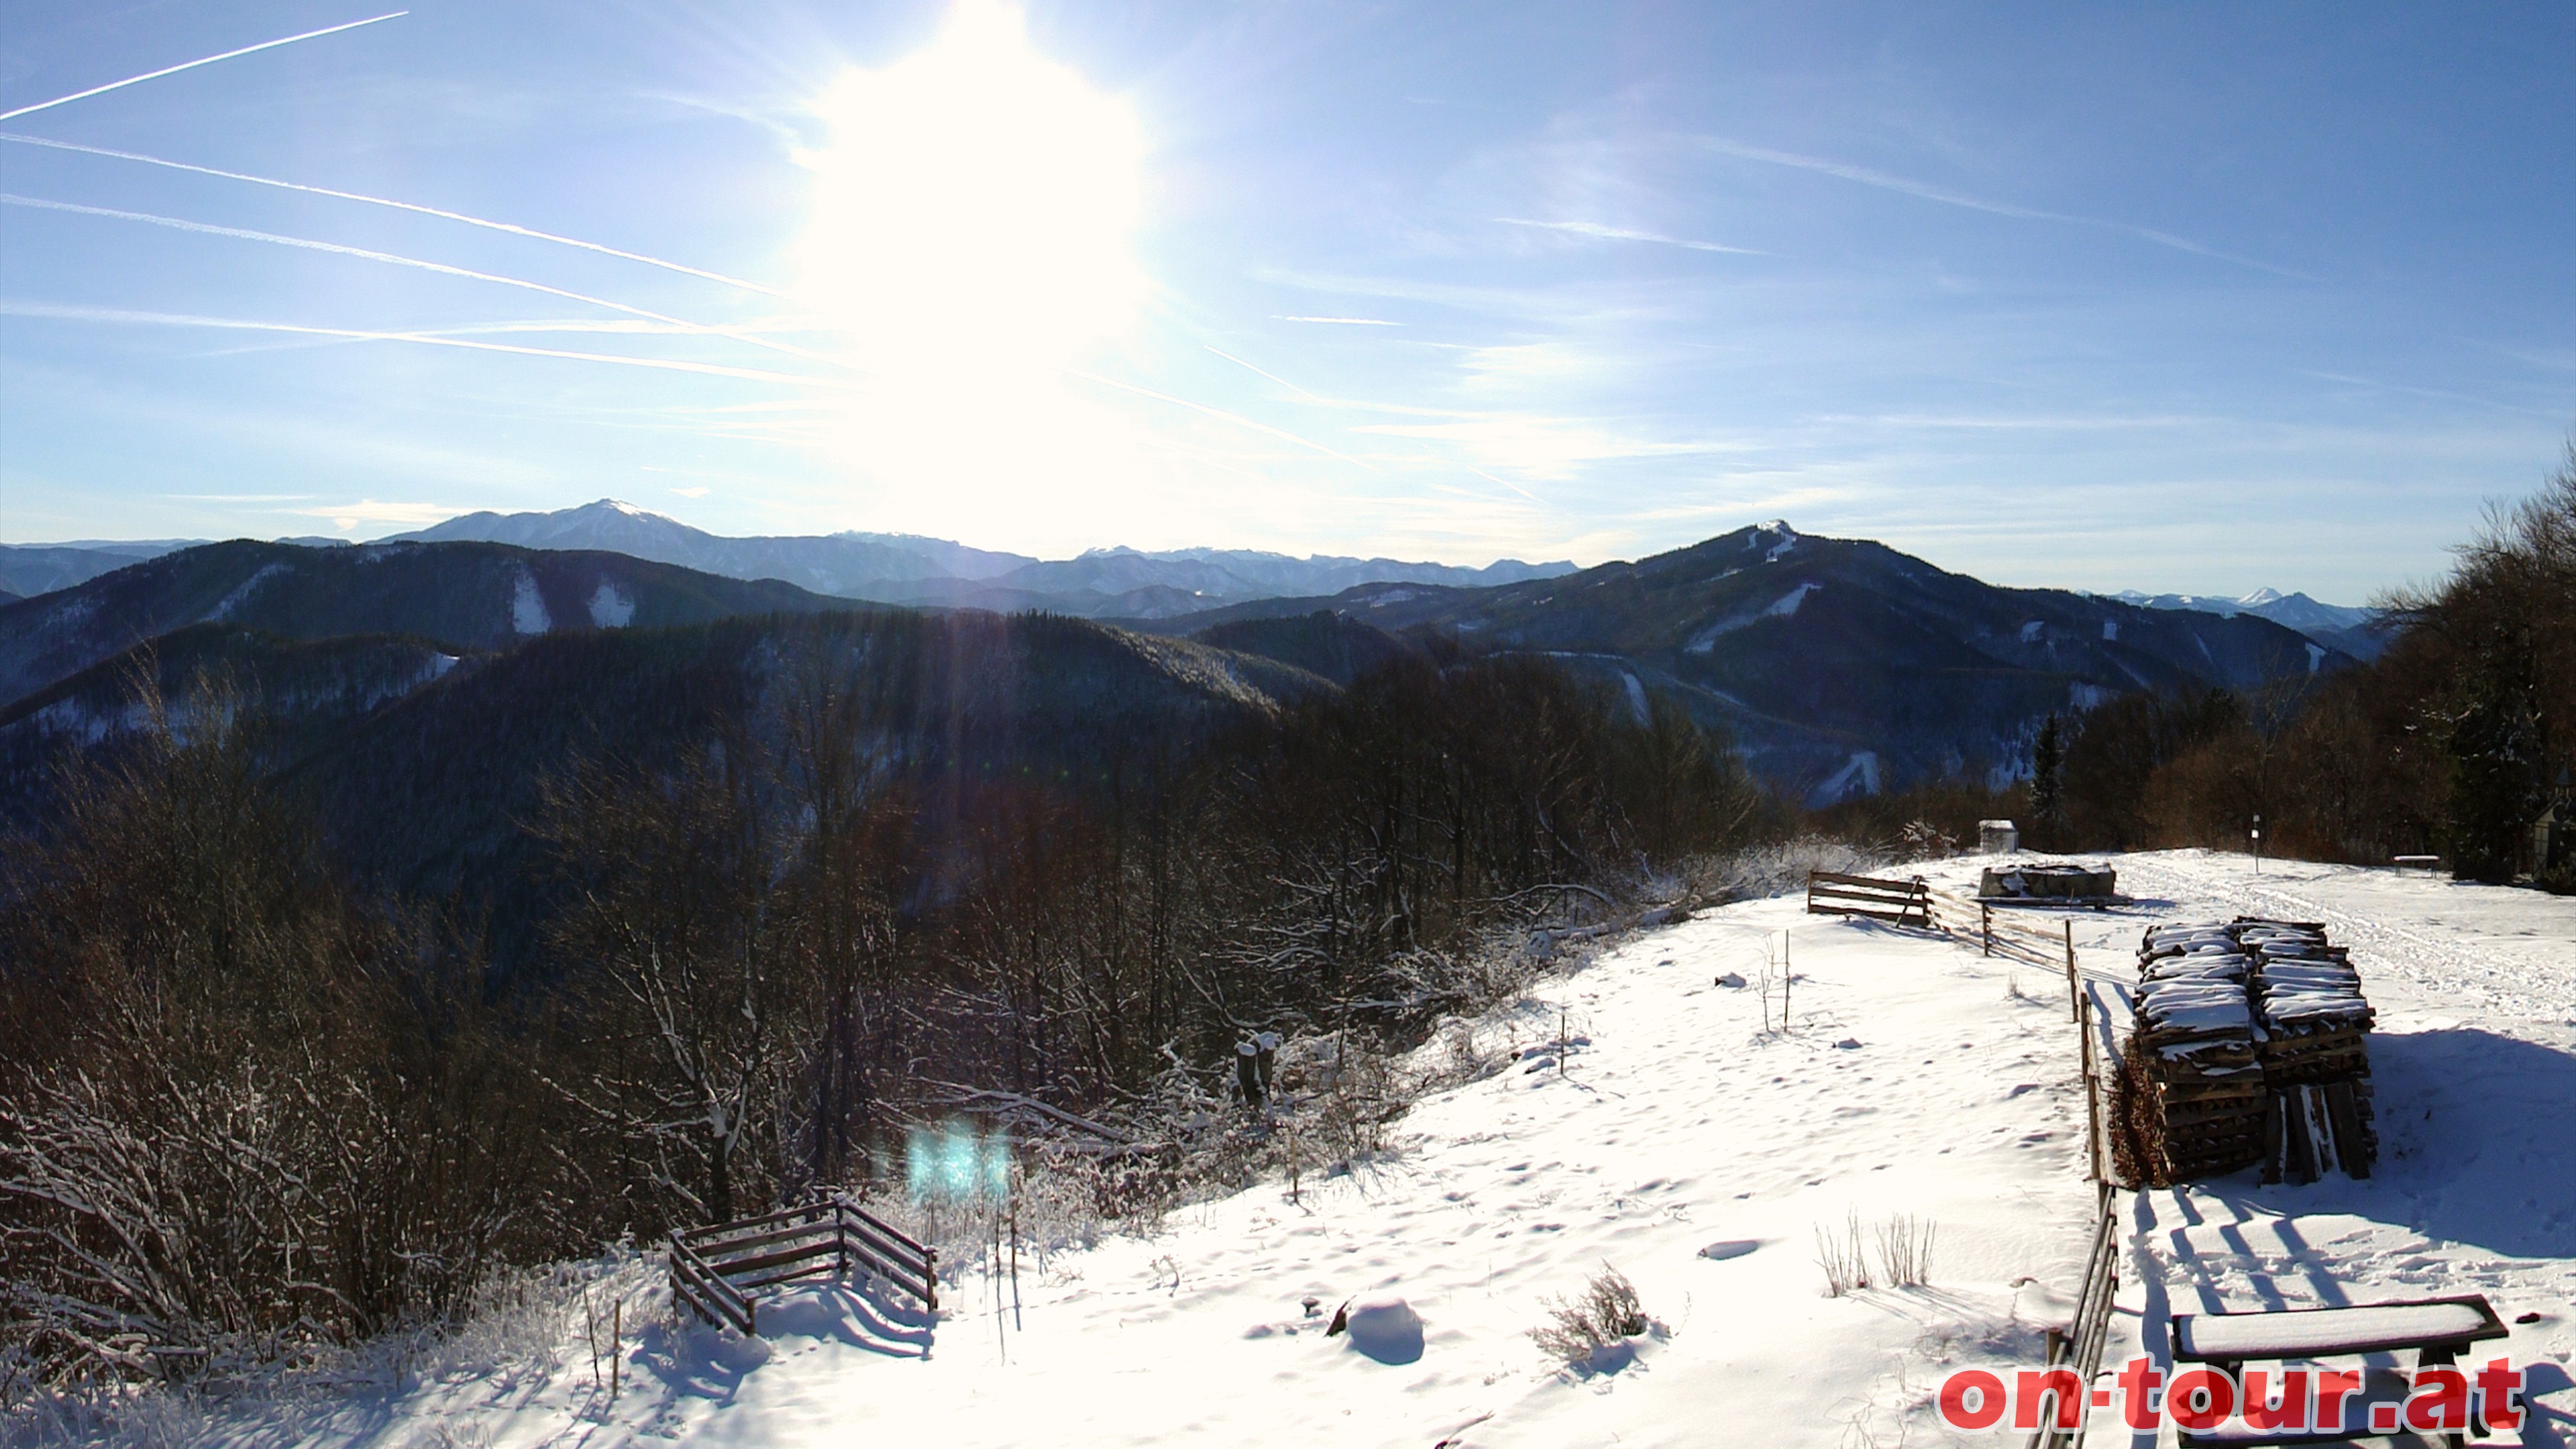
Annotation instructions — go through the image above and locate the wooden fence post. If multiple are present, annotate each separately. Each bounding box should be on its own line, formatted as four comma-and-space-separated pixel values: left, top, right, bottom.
2082, 994, 2104, 1184
1981, 902, 1992, 957
2065, 919, 2080, 1023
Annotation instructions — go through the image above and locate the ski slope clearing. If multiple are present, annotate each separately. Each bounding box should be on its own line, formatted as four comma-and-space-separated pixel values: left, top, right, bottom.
39, 851, 2575, 1448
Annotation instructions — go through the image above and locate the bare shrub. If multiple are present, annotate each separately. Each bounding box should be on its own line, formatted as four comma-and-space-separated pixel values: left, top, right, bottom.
0, 674, 542, 1386
1687, 837, 1883, 904
1895, 819, 1957, 862
1874, 1214, 1935, 1287
1814, 1211, 1870, 1296
1528, 1264, 1646, 1362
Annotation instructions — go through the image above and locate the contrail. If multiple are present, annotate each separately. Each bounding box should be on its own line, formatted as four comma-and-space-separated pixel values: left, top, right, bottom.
0, 193, 843, 368
1693, 136, 2318, 282
0, 131, 792, 299
0, 301, 847, 387
1065, 366, 1373, 470
1495, 217, 1764, 256
0, 13, 408, 123
1203, 344, 1326, 402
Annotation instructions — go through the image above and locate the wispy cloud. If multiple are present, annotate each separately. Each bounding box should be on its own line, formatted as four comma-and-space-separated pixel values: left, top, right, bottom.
1693, 136, 2318, 281
294, 498, 468, 531
162, 492, 316, 503
1355, 414, 1727, 480
1275, 315, 1401, 325
1809, 411, 2214, 431
2300, 370, 2567, 420
1495, 217, 1763, 256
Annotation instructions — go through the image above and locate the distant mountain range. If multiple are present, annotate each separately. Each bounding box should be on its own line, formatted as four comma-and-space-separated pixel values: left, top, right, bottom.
0, 516, 2366, 810
391, 499, 1576, 617
3, 500, 2379, 652
2106, 587, 2385, 660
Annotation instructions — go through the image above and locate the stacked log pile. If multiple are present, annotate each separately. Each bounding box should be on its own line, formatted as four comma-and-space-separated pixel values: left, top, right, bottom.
2237, 918, 2377, 1181
2127, 918, 2376, 1185
2133, 922, 2267, 1181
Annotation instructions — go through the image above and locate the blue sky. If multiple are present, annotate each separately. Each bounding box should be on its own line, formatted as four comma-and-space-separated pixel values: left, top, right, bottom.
1, 1, 2569, 601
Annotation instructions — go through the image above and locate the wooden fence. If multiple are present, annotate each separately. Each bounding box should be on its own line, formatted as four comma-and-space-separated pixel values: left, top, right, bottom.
2025, 977, 2133, 1447
1803, 871, 1931, 926
2027, 1179, 2121, 1449
670, 1195, 938, 1336
1808, 873, 2083, 1012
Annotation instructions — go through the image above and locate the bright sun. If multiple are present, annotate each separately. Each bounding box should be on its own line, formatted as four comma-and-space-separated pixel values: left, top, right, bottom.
798, 1, 1150, 529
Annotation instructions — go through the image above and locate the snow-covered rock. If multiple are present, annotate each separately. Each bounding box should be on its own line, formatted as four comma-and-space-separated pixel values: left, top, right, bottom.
1340, 1297, 1426, 1365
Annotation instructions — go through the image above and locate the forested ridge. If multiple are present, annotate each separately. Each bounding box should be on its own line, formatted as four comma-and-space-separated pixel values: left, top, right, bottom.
1824, 453, 2575, 886
0, 618, 1763, 1383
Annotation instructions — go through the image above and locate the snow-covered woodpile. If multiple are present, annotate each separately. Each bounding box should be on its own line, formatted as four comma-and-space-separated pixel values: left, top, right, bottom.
2238, 917, 2378, 1182
1978, 861, 2118, 901
2129, 918, 2375, 1185
2133, 922, 2267, 1181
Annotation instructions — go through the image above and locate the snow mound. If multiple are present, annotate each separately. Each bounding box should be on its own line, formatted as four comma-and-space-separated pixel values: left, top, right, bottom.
1342, 1297, 1425, 1364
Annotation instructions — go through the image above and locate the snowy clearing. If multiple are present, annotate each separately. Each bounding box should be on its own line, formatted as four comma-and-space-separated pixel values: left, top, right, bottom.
31, 851, 2576, 1448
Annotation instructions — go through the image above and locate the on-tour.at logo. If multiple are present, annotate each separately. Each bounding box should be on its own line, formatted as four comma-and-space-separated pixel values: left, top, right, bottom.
1935, 1357, 2528, 1435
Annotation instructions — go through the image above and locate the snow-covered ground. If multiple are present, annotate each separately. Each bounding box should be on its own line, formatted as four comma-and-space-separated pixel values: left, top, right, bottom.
40, 851, 2576, 1448
2096, 853, 2576, 1448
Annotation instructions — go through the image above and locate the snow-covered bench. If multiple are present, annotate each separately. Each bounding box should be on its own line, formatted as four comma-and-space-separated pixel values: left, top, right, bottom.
2167, 1295, 2508, 1448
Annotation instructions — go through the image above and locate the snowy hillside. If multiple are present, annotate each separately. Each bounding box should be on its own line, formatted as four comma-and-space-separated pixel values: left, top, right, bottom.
60, 852, 2575, 1447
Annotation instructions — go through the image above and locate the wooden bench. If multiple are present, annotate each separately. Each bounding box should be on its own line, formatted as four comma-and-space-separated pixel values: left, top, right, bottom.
2393, 855, 2440, 874
2167, 1295, 2508, 1447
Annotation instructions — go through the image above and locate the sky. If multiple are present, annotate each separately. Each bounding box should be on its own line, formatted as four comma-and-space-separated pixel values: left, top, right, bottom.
1, 1, 2569, 601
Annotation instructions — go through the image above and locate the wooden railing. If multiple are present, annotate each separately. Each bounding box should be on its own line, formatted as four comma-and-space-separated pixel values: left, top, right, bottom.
2026, 978, 2134, 1447
2028, 1179, 2121, 1449
669, 1195, 938, 1336
1804, 870, 1931, 926
1808, 873, 2082, 1008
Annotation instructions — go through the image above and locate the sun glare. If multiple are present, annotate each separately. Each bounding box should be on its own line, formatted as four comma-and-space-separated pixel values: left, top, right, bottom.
798, 1, 1150, 533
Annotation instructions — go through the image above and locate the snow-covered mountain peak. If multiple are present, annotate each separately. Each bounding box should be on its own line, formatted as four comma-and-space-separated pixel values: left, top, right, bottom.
2237, 586, 2286, 607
